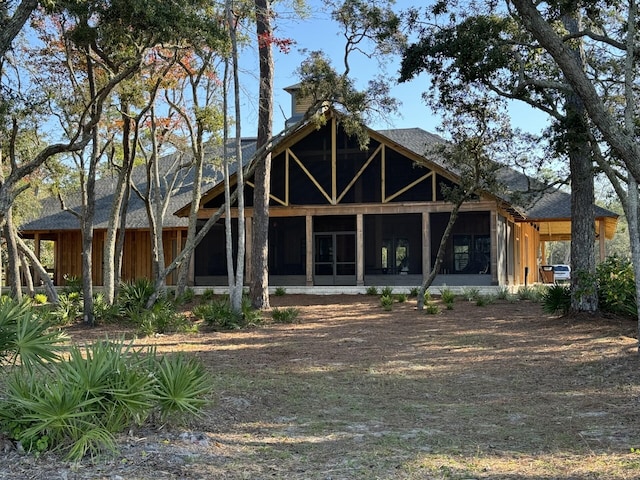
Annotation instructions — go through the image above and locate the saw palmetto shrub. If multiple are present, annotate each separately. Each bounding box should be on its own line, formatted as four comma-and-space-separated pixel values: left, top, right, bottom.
0, 302, 211, 461
541, 283, 572, 315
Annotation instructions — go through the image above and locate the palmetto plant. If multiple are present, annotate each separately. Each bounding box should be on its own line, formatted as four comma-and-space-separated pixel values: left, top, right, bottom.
0, 336, 212, 461
0, 298, 64, 368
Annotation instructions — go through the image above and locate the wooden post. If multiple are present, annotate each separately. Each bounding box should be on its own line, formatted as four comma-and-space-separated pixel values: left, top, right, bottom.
34, 233, 41, 286
598, 219, 606, 262
422, 211, 430, 284
490, 212, 498, 284
245, 217, 253, 284
306, 215, 313, 286
356, 214, 364, 286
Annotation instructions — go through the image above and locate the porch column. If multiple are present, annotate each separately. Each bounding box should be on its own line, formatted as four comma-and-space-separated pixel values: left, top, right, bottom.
245, 217, 253, 284
422, 211, 430, 283
598, 219, 606, 262
490, 212, 498, 284
306, 215, 313, 286
356, 214, 364, 286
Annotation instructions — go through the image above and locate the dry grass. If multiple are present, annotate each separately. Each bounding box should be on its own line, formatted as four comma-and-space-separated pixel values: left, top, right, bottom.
2, 294, 640, 479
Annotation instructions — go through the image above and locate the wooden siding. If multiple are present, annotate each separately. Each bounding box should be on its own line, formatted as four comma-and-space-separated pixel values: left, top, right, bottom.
51, 229, 185, 286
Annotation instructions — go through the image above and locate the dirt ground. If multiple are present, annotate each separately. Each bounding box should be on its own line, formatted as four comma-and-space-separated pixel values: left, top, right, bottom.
1, 294, 640, 479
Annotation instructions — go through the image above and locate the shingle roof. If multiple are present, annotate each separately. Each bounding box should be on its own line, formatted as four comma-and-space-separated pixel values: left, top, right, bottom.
375, 127, 617, 221
20, 124, 616, 233
20, 139, 257, 232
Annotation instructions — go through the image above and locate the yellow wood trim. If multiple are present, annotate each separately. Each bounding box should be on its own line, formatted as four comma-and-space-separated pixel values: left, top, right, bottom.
384, 171, 433, 203
432, 171, 437, 201
285, 150, 290, 205
246, 180, 287, 206
381, 145, 386, 202
336, 144, 382, 204
290, 150, 333, 204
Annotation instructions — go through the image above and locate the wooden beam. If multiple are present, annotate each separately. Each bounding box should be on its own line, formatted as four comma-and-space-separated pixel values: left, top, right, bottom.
384, 171, 433, 203
336, 144, 382, 204
599, 219, 606, 262
356, 214, 364, 286
422, 212, 430, 283
290, 150, 333, 204
306, 215, 313, 286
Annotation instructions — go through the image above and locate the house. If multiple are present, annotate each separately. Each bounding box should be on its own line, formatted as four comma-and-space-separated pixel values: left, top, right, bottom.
19, 88, 619, 290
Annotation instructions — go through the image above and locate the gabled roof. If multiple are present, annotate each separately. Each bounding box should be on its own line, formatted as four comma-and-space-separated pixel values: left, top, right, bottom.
20, 140, 256, 232
20, 117, 618, 239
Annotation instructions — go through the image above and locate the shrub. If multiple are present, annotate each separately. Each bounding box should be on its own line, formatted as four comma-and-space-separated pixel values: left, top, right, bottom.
597, 255, 637, 317
409, 287, 420, 297
495, 286, 511, 300
476, 294, 495, 307
380, 295, 394, 311
193, 296, 261, 330
381, 286, 394, 297
0, 299, 64, 369
175, 287, 195, 305
32, 293, 48, 305
395, 293, 408, 303
0, 339, 211, 461
424, 289, 432, 303
118, 278, 155, 314
462, 287, 480, 302
366, 286, 379, 296
440, 287, 456, 306
542, 283, 571, 315
517, 286, 544, 302
200, 289, 215, 302
62, 274, 82, 294
47, 292, 82, 326
131, 299, 191, 336
271, 307, 300, 324
92, 293, 120, 324
274, 287, 287, 296
425, 302, 440, 315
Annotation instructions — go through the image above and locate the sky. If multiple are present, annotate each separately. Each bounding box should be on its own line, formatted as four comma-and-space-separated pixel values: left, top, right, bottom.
237, 0, 552, 139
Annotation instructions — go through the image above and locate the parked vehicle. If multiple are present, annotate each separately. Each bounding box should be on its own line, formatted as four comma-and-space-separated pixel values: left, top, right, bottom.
552, 264, 571, 282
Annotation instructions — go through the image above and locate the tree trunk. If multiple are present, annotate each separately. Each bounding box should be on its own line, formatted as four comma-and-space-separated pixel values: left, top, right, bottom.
16, 236, 58, 303
0, 0, 37, 59
417, 201, 465, 310
562, 13, 598, 313
19, 250, 34, 297
250, 0, 274, 310
3, 210, 22, 301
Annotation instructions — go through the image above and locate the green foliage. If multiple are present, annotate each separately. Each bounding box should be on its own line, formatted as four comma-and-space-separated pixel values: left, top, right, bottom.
193, 296, 261, 330
130, 299, 191, 336
380, 295, 394, 311
175, 287, 195, 305
462, 287, 480, 302
0, 339, 211, 461
62, 275, 82, 294
0, 299, 65, 369
395, 293, 408, 303
200, 289, 215, 303
153, 354, 211, 423
274, 287, 287, 296
475, 294, 495, 307
495, 286, 511, 300
424, 289, 432, 302
118, 278, 155, 315
47, 292, 82, 326
542, 284, 572, 315
33, 293, 48, 305
440, 287, 456, 307
271, 307, 301, 324
409, 287, 420, 297
517, 286, 544, 302
597, 255, 637, 317
425, 302, 440, 315
366, 286, 379, 296
381, 286, 394, 297
91, 293, 120, 324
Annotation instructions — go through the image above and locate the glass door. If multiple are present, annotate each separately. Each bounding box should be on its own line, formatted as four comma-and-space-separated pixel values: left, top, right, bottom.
314, 232, 356, 284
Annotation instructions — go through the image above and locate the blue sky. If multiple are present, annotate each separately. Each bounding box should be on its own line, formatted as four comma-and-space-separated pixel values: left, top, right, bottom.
238, 0, 551, 138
